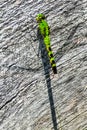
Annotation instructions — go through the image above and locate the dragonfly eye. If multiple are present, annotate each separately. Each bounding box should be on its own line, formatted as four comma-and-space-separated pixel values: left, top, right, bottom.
36, 14, 45, 22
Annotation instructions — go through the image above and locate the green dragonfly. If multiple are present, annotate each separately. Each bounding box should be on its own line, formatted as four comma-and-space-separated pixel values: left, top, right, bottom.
36, 14, 57, 74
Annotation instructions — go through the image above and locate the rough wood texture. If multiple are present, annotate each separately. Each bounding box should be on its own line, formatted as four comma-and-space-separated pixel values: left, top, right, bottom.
0, 0, 87, 130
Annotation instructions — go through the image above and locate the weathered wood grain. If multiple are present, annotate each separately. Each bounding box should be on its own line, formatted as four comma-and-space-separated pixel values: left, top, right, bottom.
0, 0, 87, 130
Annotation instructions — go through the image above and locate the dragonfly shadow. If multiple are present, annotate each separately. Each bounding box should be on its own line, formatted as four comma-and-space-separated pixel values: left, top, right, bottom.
37, 29, 58, 130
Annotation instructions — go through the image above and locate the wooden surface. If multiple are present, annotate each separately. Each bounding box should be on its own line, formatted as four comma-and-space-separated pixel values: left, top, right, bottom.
0, 0, 87, 130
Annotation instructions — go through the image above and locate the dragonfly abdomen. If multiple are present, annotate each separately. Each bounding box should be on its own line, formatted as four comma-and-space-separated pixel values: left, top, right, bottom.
47, 46, 57, 74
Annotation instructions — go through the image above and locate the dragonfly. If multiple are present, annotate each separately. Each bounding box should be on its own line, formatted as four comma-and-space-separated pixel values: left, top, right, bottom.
36, 14, 57, 74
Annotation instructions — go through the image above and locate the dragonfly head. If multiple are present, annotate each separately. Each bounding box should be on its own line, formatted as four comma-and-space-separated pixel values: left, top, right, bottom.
36, 14, 45, 22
